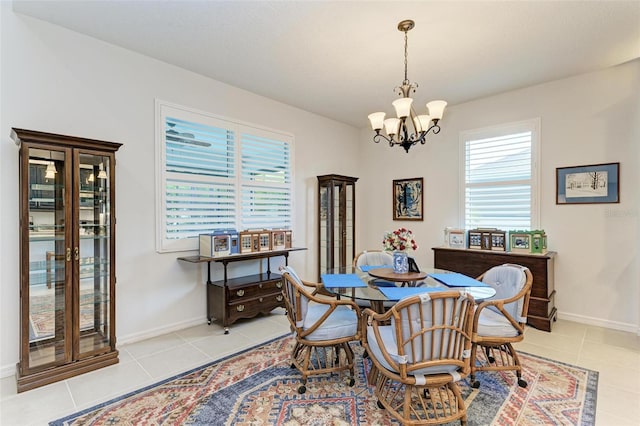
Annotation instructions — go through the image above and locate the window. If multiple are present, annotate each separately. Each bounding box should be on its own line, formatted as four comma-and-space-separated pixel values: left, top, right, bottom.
156, 101, 293, 252
460, 119, 539, 230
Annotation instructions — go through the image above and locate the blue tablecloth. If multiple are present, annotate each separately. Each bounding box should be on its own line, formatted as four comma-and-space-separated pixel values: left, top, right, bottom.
358, 265, 393, 272
321, 273, 367, 288
428, 272, 488, 287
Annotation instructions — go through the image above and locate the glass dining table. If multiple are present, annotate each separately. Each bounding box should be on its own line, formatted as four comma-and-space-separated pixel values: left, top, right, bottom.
321, 266, 496, 313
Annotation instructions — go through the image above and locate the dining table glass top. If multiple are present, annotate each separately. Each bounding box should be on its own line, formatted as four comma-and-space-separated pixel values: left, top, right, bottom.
322, 266, 496, 302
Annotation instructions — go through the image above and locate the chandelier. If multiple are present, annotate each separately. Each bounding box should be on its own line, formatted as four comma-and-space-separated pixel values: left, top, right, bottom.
368, 20, 447, 153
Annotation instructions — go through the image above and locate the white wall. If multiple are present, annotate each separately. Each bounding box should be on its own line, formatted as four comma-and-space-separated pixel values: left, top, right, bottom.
359, 59, 640, 332
0, 5, 362, 376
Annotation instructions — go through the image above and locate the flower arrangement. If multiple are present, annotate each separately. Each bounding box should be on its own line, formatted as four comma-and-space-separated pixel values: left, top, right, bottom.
383, 227, 418, 252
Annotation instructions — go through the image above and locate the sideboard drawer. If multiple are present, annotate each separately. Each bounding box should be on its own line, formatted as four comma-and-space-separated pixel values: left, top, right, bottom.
226, 279, 283, 302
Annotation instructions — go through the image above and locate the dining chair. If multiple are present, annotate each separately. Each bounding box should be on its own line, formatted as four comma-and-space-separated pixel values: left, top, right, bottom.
470, 263, 533, 388
280, 266, 362, 394
353, 249, 394, 269
353, 250, 396, 310
362, 291, 475, 425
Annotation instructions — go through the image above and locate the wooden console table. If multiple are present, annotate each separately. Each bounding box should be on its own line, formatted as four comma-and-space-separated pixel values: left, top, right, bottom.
432, 247, 557, 332
178, 247, 306, 333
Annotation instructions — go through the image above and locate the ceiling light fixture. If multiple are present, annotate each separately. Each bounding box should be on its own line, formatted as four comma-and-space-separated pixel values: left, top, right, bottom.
368, 20, 447, 153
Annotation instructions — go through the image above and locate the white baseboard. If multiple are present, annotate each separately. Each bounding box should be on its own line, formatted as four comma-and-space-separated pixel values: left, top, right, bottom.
0, 316, 208, 379
558, 311, 640, 335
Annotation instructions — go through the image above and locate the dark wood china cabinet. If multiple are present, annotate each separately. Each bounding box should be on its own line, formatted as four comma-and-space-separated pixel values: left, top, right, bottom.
317, 174, 358, 280
12, 128, 122, 392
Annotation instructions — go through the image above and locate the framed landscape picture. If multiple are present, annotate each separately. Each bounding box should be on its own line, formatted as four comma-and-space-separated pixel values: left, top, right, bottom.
393, 177, 423, 221
556, 162, 620, 204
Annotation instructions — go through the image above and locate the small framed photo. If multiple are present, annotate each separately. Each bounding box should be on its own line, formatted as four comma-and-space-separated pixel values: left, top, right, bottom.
510, 232, 531, 253
393, 177, 423, 221
445, 228, 466, 248
468, 230, 482, 250
556, 162, 619, 204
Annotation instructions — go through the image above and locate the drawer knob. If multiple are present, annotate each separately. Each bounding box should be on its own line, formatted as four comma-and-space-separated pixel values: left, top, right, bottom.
259, 297, 263, 303
236, 289, 245, 297
276, 281, 283, 288
259, 283, 263, 289
276, 295, 284, 302
236, 304, 245, 312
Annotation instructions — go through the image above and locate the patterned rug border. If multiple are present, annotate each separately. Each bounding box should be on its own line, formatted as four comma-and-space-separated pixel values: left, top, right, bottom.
49, 333, 292, 426
50, 333, 599, 425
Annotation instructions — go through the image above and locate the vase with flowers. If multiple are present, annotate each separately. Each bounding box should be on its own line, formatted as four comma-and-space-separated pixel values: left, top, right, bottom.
383, 227, 418, 273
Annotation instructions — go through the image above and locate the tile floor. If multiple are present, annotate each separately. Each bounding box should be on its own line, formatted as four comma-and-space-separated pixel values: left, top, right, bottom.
1, 312, 639, 425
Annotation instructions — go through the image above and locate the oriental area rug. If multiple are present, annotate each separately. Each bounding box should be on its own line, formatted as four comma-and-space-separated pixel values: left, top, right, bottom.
50, 335, 598, 426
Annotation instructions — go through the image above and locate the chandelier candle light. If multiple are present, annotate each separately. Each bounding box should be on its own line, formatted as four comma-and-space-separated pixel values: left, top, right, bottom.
368, 20, 447, 153
383, 227, 418, 274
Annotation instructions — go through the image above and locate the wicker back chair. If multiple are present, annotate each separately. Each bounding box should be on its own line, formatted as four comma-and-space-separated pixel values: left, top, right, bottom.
470, 263, 533, 388
362, 291, 475, 425
280, 266, 361, 394
353, 249, 394, 268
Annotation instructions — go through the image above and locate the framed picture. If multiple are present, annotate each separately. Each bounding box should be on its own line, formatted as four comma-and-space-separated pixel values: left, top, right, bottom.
393, 177, 423, 221
556, 162, 620, 204
444, 228, 466, 248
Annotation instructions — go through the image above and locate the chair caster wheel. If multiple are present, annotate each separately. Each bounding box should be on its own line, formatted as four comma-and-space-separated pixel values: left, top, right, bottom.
348, 378, 355, 387
298, 385, 306, 394
471, 380, 480, 389
377, 400, 385, 409
290, 363, 295, 368
487, 356, 495, 363
517, 378, 527, 388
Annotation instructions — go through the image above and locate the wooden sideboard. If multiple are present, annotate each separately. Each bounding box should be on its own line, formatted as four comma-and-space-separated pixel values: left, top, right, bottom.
432, 247, 557, 332
178, 248, 306, 333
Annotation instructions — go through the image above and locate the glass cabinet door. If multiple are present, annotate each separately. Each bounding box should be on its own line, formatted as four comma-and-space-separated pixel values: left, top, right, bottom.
75, 152, 114, 357
317, 175, 358, 280
23, 146, 72, 371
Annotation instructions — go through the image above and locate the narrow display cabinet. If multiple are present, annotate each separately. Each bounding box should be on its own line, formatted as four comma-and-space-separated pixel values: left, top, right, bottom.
12, 128, 122, 392
317, 174, 358, 280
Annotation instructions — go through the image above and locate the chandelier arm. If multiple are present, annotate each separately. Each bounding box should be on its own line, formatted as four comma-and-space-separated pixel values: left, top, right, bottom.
373, 132, 394, 145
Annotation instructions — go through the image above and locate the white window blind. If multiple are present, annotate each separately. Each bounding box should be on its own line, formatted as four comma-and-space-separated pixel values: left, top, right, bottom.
156, 101, 293, 252
240, 131, 292, 230
461, 120, 539, 230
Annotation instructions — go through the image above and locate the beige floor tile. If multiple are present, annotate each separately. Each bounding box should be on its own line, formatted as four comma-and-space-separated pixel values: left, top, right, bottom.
579, 340, 640, 369
585, 325, 640, 351
0, 381, 74, 426
66, 358, 153, 408
595, 382, 640, 421
521, 326, 583, 356
135, 342, 211, 380
119, 332, 188, 359
515, 341, 580, 365
190, 332, 255, 359
577, 357, 640, 393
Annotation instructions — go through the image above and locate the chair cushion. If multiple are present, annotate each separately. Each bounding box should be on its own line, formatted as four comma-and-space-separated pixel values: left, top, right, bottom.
366, 325, 457, 376
482, 265, 527, 321
356, 251, 394, 267
282, 266, 310, 322
304, 304, 358, 341
477, 307, 519, 337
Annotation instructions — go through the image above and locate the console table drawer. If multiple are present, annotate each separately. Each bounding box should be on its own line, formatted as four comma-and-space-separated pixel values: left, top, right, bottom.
227, 292, 285, 322
226, 279, 283, 302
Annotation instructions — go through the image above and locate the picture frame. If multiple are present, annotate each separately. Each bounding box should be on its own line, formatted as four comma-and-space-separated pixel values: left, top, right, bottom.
510, 232, 531, 254
393, 177, 423, 221
444, 228, 466, 249
556, 162, 619, 204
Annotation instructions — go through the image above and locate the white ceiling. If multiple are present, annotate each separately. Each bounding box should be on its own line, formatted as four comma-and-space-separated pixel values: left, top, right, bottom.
12, 1, 640, 128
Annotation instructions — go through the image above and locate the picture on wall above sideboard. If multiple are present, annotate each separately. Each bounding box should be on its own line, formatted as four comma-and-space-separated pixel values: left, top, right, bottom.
556, 162, 619, 204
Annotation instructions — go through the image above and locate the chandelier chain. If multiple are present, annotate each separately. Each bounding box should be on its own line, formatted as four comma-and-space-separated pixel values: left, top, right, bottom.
403, 30, 409, 84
